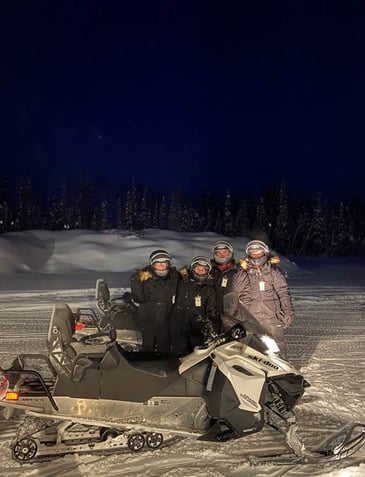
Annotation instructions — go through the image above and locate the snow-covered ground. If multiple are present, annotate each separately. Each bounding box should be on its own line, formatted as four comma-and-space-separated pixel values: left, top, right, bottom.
0, 229, 364, 477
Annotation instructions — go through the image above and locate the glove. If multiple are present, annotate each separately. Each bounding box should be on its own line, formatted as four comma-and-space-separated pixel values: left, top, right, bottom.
122, 291, 132, 303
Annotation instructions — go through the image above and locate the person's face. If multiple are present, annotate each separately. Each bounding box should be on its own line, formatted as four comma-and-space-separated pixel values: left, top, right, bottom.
214, 249, 231, 260
153, 261, 169, 272
248, 249, 265, 259
193, 265, 209, 276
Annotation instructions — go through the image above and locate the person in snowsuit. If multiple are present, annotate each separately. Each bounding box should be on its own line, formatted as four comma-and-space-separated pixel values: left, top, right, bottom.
210, 240, 240, 333
130, 249, 179, 353
170, 256, 218, 357
229, 240, 295, 357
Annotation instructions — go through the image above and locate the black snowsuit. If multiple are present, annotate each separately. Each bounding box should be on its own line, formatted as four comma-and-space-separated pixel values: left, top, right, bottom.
230, 256, 295, 356
170, 267, 217, 357
210, 259, 240, 333
130, 265, 179, 353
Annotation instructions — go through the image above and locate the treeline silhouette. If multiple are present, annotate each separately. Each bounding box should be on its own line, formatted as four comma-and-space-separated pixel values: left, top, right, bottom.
0, 174, 364, 257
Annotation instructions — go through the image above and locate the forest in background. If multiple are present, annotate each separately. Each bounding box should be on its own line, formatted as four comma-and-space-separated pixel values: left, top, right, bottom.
0, 174, 364, 257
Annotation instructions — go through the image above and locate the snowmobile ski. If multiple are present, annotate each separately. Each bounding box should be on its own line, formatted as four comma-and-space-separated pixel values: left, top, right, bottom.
248, 421, 365, 465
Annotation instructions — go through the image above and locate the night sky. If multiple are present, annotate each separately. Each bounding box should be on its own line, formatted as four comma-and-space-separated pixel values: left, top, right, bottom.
2, 0, 365, 201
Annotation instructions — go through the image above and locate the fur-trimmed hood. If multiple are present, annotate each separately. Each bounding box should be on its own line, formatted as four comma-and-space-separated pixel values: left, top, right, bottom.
239, 255, 280, 270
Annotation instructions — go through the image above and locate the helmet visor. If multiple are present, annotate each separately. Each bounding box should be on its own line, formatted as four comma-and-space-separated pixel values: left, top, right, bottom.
248, 249, 266, 259
193, 264, 210, 276
152, 260, 169, 271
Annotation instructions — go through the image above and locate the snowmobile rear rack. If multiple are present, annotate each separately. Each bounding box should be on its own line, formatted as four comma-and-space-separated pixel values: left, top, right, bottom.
11, 353, 57, 377
3, 368, 59, 411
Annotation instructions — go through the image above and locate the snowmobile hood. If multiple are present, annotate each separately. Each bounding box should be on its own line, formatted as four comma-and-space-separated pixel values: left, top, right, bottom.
178, 341, 216, 374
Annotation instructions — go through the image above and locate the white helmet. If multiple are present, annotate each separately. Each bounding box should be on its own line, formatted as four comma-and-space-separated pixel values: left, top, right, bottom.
149, 249, 172, 277
212, 240, 234, 265
190, 256, 212, 282
245, 240, 269, 266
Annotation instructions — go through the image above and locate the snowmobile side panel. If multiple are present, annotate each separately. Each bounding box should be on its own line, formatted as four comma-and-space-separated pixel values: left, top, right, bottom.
26, 394, 210, 433
178, 342, 216, 374
213, 348, 266, 413
53, 368, 100, 399
203, 368, 264, 438
177, 358, 211, 396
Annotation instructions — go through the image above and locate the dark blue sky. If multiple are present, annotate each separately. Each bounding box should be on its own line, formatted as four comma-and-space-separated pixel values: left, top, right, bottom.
2, 0, 365, 200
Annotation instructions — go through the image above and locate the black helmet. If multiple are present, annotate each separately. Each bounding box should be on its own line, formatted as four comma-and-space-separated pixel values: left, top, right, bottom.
190, 256, 212, 282
212, 240, 234, 265
245, 240, 269, 266
149, 249, 172, 277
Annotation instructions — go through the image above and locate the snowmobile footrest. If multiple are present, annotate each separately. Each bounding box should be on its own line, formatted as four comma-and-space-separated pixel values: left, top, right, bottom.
197, 420, 236, 442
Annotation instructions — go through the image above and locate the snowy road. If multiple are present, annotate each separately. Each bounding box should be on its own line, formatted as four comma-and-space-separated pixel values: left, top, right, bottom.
0, 286, 365, 477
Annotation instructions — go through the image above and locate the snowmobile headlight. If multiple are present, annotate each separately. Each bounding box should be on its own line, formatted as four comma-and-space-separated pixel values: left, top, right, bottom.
260, 335, 280, 354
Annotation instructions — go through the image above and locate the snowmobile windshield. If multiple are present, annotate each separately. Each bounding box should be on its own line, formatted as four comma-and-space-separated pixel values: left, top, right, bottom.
246, 333, 280, 355
223, 292, 273, 336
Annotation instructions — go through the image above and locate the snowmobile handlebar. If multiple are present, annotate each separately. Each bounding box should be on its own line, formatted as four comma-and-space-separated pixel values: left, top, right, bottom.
228, 324, 247, 341
199, 323, 247, 350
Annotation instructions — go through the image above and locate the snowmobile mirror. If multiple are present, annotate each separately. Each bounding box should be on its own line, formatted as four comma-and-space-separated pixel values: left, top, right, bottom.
230, 324, 246, 341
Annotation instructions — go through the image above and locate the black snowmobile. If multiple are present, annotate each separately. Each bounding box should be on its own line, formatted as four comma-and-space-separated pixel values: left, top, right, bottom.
0, 282, 364, 465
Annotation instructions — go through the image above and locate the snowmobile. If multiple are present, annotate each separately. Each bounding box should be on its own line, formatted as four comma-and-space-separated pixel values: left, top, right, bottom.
0, 283, 364, 465
96, 279, 142, 351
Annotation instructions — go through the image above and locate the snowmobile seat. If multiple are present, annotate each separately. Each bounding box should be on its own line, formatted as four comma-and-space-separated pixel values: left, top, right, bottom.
95, 279, 142, 350
99, 343, 182, 401
121, 351, 179, 377
99, 344, 178, 375
99, 342, 121, 371
96, 279, 141, 330
47, 304, 107, 383
96, 278, 111, 314
73, 306, 117, 346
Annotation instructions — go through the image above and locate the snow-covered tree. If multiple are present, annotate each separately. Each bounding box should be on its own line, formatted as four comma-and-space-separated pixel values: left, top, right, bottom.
234, 197, 249, 237
152, 200, 160, 229
273, 182, 289, 252
0, 175, 10, 233
116, 196, 124, 230
168, 190, 183, 231
77, 173, 95, 229
203, 189, 218, 233
223, 189, 236, 236
329, 202, 354, 256
159, 195, 168, 230
16, 176, 35, 230
120, 178, 138, 230
298, 193, 329, 256
139, 187, 152, 230
252, 195, 269, 243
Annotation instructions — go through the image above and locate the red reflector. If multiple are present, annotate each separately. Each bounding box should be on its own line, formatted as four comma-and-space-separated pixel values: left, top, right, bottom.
75, 322, 84, 331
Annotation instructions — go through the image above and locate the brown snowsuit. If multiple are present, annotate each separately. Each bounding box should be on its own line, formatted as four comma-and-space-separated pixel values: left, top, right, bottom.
229, 255, 295, 355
